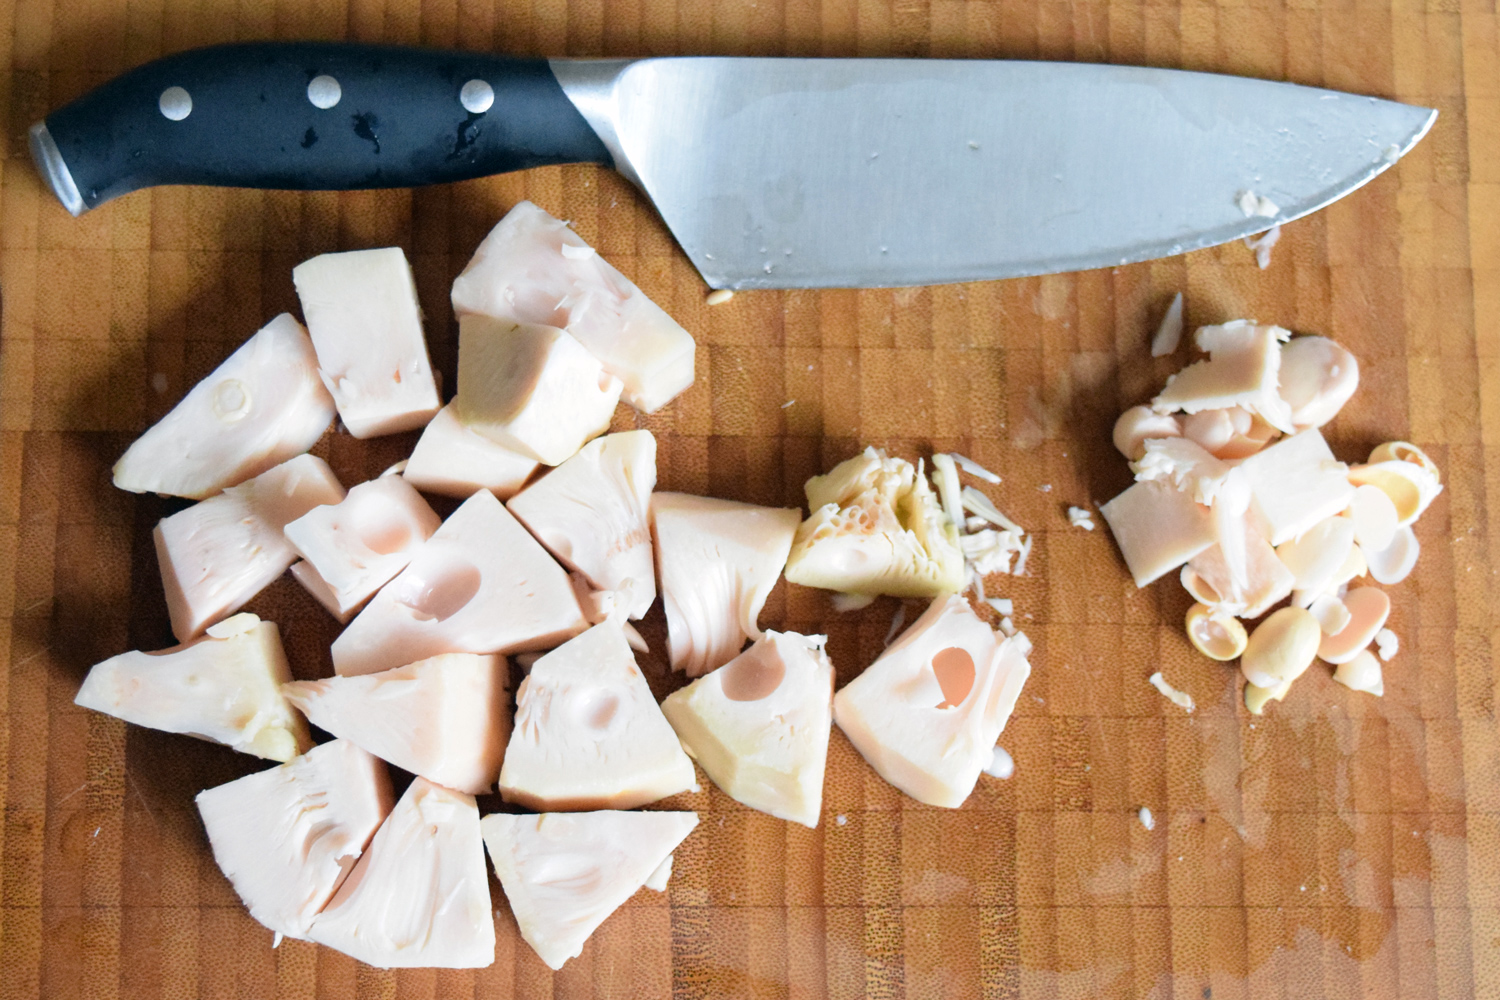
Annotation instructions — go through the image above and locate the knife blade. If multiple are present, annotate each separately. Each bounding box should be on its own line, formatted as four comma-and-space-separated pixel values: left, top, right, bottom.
28, 42, 1435, 289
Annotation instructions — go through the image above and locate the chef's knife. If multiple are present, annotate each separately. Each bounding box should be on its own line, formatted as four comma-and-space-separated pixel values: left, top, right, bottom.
29, 43, 1435, 289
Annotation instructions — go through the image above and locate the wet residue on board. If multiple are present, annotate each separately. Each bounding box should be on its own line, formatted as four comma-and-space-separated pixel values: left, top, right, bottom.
352, 113, 380, 153
1011, 353, 1112, 451
301, 127, 318, 149
450, 115, 483, 161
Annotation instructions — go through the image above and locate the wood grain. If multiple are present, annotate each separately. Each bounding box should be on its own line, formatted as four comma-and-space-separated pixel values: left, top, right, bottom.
1, 0, 1496, 996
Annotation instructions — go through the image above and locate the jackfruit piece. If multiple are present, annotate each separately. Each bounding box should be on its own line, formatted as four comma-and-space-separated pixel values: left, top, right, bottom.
1278, 336, 1359, 430
1151, 321, 1295, 433
74, 613, 311, 761
783, 448, 964, 598
331, 490, 587, 677
283, 653, 510, 796
1275, 515, 1358, 603
285, 474, 441, 619
1130, 437, 1235, 506
289, 561, 357, 624
451, 200, 696, 414
661, 631, 833, 828
456, 317, 622, 466
292, 248, 441, 438
308, 777, 495, 969
480, 810, 699, 970
507, 430, 657, 620
1184, 517, 1296, 618
651, 492, 801, 676
155, 454, 345, 641
1347, 451, 1443, 529
1238, 428, 1356, 546
833, 594, 1031, 808
113, 313, 336, 500
499, 622, 695, 810
1099, 479, 1217, 588
195, 739, 393, 940
402, 402, 540, 500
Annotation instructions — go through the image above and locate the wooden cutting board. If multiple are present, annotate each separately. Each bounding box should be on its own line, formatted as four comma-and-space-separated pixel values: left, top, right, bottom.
2, 0, 1495, 996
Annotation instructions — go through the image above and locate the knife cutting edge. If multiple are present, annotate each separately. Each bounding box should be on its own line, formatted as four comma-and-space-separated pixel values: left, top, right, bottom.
28, 42, 1436, 289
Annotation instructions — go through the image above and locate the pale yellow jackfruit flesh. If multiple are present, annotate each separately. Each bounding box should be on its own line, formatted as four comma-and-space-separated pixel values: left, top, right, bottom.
650, 492, 801, 677
308, 777, 495, 969
507, 430, 657, 620
1184, 518, 1295, 619
661, 631, 834, 828
155, 454, 346, 641
289, 560, 358, 623
499, 622, 695, 810
1237, 428, 1355, 546
195, 739, 393, 939
402, 402, 540, 500
455, 316, 623, 466
284, 474, 441, 618
1150, 321, 1295, 433
480, 810, 699, 970
331, 489, 587, 677
450, 200, 696, 414
832, 595, 1032, 808
112, 313, 337, 500
1347, 457, 1443, 530
292, 248, 441, 438
1278, 336, 1359, 430
283, 653, 511, 796
74, 614, 312, 761
783, 448, 965, 598
1098, 479, 1216, 588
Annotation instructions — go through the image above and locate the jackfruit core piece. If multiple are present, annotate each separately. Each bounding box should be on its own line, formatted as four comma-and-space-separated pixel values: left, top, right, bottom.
507, 430, 657, 620
499, 622, 695, 810
651, 493, 801, 677
784, 447, 965, 598
112, 313, 336, 500
833, 594, 1032, 808
661, 631, 834, 828
481, 810, 699, 971
74, 614, 312, 762
308, 777, 495, 969
196, 739, 392, 941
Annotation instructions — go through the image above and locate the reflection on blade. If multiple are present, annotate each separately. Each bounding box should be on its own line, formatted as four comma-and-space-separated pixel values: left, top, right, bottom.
553, 58, 1435, 289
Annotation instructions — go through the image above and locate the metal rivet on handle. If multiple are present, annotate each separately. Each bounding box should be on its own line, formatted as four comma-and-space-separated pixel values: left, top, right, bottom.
460, 79, 494, 114
158, 86, 192, 121
307, 75, 342, 110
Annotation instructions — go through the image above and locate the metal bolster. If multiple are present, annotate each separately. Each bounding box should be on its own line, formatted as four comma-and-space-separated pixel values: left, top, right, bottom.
28, 122, 86, 217
547, 58, 644, 192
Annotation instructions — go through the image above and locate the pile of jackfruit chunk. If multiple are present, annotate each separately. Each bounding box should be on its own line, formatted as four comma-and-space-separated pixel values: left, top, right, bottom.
1100, 320, 1441, 713
74, 198, 1035, 972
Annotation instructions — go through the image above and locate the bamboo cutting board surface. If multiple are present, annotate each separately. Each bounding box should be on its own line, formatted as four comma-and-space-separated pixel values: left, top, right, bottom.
2, 0, 1498, 996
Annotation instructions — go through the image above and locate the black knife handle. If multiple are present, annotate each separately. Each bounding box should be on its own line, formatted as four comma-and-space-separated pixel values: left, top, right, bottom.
32, 41, 613, 214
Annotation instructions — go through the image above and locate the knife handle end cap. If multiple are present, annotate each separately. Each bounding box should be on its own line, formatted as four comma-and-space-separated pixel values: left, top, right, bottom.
29, 121, 85, 217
